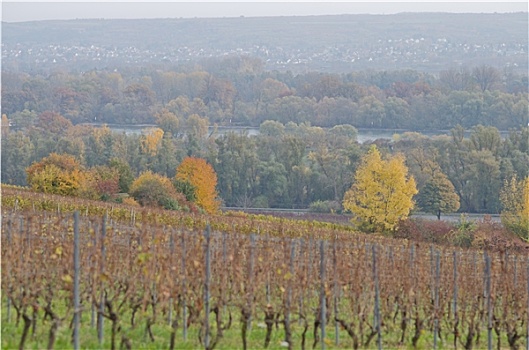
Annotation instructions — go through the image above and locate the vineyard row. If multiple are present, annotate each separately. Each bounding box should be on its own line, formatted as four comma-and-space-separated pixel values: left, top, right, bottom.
2, 209, 529, 350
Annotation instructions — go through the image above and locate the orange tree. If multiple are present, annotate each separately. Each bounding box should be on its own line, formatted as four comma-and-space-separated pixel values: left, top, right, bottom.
175, 157, 220, 214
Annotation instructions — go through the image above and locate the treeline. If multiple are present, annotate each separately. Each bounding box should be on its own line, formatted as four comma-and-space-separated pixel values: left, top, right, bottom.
2, 110, 528, 214
2, 57, 528, 131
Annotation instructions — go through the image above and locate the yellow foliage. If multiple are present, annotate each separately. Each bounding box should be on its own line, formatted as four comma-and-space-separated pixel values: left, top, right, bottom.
141, 127, 164, 156
176, 157, 220, 214
122, 197, 140, 207
129, 171, 177, 208
343, 146, 417, 233
1, 114, 10, 137
92, 124, 112, 142
26, 154, 85, 197
500, 176, 529, 240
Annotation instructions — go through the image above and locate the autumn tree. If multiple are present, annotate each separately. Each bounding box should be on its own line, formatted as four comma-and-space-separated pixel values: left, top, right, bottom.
342, 146, 417, 233
155, 108, 180, 136
129, 171, 185, 210
141, 127, 164, 156
1, 114, 10, 137
26, 153, 84, 196
175, 157, 220, 213
35, 111, 73, 135
500, 175, 529, 241
82, 166, 120, 201
416, 171, 460, 220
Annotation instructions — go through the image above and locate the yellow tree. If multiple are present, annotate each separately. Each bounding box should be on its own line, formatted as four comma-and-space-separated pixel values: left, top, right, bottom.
175, 157, 220, 214
1, 114, 10, 137
26, 153, 85, 196
141, 127, 164, 156
343, 146, 417, 233
500, 176, 529, 241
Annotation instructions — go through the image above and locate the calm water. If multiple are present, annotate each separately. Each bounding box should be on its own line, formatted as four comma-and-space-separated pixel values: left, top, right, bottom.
84, 124, 508, 144
84, 123, 445, 143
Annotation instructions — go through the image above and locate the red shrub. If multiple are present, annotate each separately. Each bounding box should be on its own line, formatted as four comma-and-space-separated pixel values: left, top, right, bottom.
396, 218, 455, 245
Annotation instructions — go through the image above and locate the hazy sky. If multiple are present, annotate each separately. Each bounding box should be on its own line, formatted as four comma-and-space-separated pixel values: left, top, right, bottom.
2, 1, 527, 22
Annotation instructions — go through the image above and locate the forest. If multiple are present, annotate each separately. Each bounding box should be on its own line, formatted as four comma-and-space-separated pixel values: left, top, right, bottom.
2, 58, 528, 130
2, 55, 529, 217
2, 1, 529, 222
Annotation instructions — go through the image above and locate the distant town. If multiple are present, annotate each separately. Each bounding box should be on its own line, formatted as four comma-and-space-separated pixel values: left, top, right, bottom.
2, 13, 527, 73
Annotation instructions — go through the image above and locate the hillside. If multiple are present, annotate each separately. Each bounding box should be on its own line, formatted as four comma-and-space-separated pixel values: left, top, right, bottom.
2, 12, 527, 73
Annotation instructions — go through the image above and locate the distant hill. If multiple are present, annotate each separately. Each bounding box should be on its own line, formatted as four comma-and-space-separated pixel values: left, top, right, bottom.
2, 12, 527, 73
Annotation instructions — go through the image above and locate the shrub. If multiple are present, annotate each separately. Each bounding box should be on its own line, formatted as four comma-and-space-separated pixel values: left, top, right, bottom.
130, 171, 190, 211
446, 214, 477, 248
309, 200, 341, 213
472, 216, 529, 252
396, 218, 455, 244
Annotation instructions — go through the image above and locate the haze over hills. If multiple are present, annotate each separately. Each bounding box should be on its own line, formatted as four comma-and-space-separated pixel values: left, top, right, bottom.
2, 12, 527, 74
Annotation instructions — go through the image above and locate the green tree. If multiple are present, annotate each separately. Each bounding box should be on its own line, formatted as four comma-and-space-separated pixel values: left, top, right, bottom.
109, 158, 134, 193
215, 133, 259, 207
308, 125, 358, 202
1, 131, 35, 186
184, 114, 209, 156
343, 146, 417, 233
256, 160, 288, 207
172, 179, 197, 202
129, 171, 184, 210
155, 109, 180, 136
416, 171, 460, 220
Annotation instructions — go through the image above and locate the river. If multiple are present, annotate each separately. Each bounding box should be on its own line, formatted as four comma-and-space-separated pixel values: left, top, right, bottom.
83, 123, 508, 143
81, 123, 456, 143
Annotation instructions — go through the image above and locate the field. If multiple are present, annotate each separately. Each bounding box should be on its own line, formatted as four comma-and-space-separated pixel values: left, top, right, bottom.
2, 188, 528, 349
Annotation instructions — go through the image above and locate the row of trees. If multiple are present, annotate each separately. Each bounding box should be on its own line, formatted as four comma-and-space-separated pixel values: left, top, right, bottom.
6, 123, 528, 239
24, 152, 220, 214
3, 60, 527, 130
2, 111, 527, 216
343, 145, 528, 240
